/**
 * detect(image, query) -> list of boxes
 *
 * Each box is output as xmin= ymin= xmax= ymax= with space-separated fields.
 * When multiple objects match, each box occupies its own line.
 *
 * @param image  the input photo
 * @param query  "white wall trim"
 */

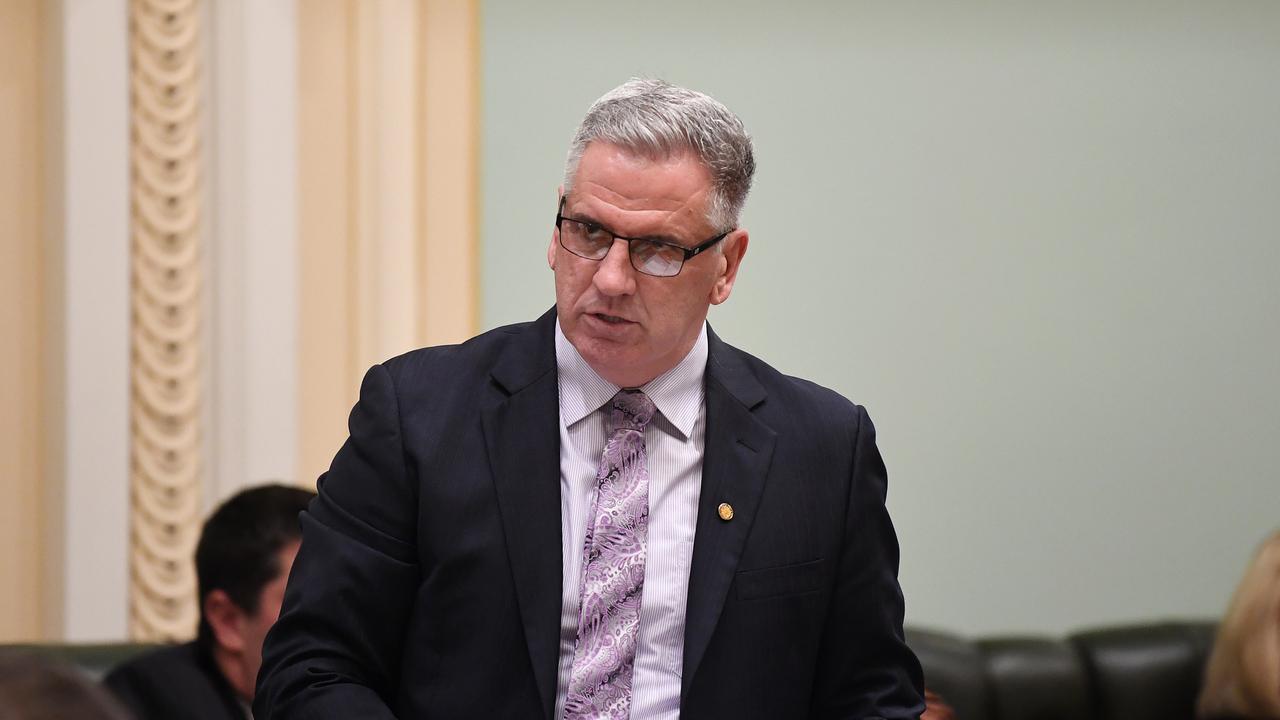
xmin=210 ymin=0 xmax=300 ymax=500
xmin=54 ymin=0 xmax=131 ymax=641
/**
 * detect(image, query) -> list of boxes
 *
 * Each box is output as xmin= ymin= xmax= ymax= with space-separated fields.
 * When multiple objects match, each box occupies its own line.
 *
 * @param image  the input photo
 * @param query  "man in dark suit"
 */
xmin=106 ymin=484 xmax=315 ymax=720
xmin=256 ymin=79 xmax=923 ymax=719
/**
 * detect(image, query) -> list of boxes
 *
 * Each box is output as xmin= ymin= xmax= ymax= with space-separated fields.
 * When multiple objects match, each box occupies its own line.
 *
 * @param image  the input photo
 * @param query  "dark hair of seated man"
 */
xmin=0 ymin=651 xmax=132 ymax=720
xmin=104 ymin=483 xmax=315 ymax=720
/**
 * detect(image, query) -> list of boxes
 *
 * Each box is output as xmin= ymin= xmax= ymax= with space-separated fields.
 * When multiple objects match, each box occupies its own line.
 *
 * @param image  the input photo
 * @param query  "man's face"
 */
xmin=549 ymin=141 xmax=748 ymax=387
xmin=240 ymin=541 xmax=298 ymax=700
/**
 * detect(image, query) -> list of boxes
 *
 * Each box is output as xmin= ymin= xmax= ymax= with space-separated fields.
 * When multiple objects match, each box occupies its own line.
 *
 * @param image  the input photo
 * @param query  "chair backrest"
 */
xmin=908 ymin=621 xmax=1218 ymax=720
xmin=0 ymin=643 xmax=164 ymax=680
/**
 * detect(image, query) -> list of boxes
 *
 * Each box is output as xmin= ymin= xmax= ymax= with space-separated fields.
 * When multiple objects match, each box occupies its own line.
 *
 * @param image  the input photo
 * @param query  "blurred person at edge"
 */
xmin=1199 ymin=531 xmax=1280 ymax=720
xmin=104 ymin=484 xmax=315 ymax=720
xmin=922 ymin=690 xmax=956 ymax=720
xmin=0 ymin=653 xmax=132 ymax=720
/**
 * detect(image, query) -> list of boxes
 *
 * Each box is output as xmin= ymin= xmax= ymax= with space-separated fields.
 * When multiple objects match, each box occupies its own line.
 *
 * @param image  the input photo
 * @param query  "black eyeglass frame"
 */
xmin=554 ymin=197 xmax=732 ymax=277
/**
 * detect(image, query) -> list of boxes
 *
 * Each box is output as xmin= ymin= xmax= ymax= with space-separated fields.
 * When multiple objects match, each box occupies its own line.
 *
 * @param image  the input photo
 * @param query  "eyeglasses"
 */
xmin=554 ymin=198 xmax=730 ymax=277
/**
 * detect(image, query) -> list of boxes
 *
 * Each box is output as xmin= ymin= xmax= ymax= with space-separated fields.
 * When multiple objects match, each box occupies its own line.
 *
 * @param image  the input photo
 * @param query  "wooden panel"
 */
xmin=0 ymin=0 xmax=47 ymax=642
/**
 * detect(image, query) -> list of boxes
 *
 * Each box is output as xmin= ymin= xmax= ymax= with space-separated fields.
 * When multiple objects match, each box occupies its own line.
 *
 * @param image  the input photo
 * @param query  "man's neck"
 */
xmin=556 ymin=320 xmax=708 ymax=390
xmin=211 ymin=645 xmax=252 ymax=704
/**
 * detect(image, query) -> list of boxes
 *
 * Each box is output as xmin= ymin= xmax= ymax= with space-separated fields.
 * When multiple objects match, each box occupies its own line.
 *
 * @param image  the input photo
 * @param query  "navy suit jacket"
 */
xmin=255 ymin=309 xmax=924 ymax=719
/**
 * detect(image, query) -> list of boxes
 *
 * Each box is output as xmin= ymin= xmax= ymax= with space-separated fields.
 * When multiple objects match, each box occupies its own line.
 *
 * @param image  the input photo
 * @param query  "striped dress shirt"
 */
xmin=553 ymin=320 xmax=708 ymax=720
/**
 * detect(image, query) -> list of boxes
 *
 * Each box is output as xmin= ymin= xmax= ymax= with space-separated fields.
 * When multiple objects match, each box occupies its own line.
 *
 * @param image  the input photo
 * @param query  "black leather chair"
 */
xmin=908 ymin=620 xmax=1217 ymax=720
xmin=0 ymin=643 xmax=159 ymax=680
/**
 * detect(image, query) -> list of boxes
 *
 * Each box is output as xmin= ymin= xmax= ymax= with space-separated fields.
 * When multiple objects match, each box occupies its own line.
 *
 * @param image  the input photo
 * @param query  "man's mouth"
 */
xmin=589 ymin=312 xmax=634 ymax=325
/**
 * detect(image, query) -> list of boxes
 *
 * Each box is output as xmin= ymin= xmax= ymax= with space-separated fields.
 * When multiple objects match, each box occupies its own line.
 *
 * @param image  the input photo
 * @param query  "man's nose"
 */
xmin=592 ymin=239 xmax=638 ymax=296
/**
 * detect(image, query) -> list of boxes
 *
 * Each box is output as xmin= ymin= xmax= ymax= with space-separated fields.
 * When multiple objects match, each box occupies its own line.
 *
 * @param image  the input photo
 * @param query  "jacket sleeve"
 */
xmin=810 ymin=405 xmax=926 ymax=719
xmin=254 ymin=363 xmax=421 ymax=719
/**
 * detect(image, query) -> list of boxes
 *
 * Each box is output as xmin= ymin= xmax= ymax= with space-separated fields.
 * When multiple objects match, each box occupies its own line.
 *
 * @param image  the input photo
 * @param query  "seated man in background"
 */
xmin=105 ymin=484 xmax=315 ymax=720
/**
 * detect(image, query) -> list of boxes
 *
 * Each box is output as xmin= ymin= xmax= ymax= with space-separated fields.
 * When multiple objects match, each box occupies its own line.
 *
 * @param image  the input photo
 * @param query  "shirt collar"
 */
xmin=555 ymin=320 xmax=707 ymax=441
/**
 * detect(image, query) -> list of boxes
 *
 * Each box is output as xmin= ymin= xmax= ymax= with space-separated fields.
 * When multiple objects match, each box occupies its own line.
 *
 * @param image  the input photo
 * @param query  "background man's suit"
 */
xmin=106 ymin=642 xmax=246 ymax=720
xmin=255 ymin=308 xmax=924 ymax=718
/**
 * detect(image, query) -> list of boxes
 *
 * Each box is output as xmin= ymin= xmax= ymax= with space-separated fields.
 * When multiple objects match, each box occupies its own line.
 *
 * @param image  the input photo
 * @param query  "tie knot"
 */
xmin=608 ymin=389 xmax=656 ymax=433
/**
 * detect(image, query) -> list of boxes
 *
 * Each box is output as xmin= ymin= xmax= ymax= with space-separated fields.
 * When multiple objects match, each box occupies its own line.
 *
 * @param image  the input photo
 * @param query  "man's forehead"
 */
xmin=568 ymin=142 xmax=712 ymax=210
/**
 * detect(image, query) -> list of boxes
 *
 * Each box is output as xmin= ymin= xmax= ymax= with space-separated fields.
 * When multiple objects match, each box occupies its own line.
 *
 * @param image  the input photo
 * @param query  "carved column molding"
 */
xmin=128 ymin=0 xmax=204 ymax=641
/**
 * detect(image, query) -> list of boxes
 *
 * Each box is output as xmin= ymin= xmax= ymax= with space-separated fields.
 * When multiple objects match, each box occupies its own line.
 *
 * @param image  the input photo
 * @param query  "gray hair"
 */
xmin=563 ymin=78 xmax=755 ymax=232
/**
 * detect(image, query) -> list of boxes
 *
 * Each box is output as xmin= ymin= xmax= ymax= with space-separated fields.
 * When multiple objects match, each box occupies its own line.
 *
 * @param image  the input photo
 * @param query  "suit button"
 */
xmin=717 ymin=503 xmax=734 ymax=521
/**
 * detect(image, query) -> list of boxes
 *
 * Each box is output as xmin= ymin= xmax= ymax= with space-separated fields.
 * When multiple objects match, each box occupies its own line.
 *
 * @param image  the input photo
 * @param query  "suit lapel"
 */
xmin=681 ymin=329 xmax=777 ymax=702
xmin=481 ymin=309 xmax=562 ymax=720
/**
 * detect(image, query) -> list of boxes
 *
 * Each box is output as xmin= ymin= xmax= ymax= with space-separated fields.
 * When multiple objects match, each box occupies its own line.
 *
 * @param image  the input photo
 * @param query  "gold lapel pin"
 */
xmin=717 ymin=502 xmax=734 ymax=521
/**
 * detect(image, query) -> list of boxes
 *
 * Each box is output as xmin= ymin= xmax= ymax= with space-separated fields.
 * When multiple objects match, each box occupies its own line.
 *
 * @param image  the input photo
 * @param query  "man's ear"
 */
xmin=549 ymin=186 xmax=565 ymax=271
xmin=204 ymin=590 xmax=247 ymax=654
xmin=710 ymin=229 xmax=749 ymax=305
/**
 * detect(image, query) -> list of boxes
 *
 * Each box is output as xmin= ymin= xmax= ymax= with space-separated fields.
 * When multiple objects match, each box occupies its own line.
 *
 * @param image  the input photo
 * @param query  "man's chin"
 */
xmin=574 ymin=336 xmax=631 ymax=364
xmin=571 ymin=339 xmax=649 ymax=386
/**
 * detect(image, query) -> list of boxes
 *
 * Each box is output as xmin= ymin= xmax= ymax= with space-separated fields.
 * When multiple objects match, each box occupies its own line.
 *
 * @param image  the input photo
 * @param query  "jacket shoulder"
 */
xmin=716 ymin=340 xmax=867 ymax=426
xmin=361 ymin=317 xmax=547 ymax=405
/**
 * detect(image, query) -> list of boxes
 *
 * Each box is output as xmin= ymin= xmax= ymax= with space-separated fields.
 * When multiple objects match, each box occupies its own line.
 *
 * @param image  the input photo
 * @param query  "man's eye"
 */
xmin=637 ymin=239 xmax=681 ymax=261
xmin=583 ymin=225 xmax=612 ymax=243
xmin=631 ymin=239 xmax=663 ymax=261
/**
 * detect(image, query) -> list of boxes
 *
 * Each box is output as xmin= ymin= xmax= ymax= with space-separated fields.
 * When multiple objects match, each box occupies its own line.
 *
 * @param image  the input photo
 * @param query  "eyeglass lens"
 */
xmin=559 ymin=218 xmax=685 ymax=277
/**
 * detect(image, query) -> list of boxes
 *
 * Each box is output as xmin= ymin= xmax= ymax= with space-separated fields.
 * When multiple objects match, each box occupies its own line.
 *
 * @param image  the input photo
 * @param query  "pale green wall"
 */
xmin=480 ymin=1 xmax=1280 ymax=635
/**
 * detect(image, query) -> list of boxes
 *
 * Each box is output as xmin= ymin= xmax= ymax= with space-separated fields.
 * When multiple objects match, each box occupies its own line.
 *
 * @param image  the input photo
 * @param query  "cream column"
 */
xmin=297 ymin=0 xmax=479 ymax=485
xmin=0 ymin=0 xmax=49 ymax=642
xmin=353 ymin=0 xmax=424 ymax=367
xmin=420 ymin=0 xmax=480 ymax=345
xmin=297 ymin=0 xmax=355 ymax=488
xmin=130 ymin=0 xmax=300 ymax=639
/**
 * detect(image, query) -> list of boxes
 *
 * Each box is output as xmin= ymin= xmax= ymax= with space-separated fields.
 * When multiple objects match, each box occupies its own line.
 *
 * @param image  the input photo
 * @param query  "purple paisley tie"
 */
xmin=564 ymin=389 xmax=657 ymax=719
